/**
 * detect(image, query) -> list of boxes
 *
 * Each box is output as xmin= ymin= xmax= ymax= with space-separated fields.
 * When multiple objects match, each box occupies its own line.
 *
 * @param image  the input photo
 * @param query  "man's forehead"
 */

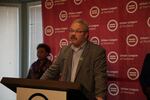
xmin=70 ymin=22 xmax=84 ymax=28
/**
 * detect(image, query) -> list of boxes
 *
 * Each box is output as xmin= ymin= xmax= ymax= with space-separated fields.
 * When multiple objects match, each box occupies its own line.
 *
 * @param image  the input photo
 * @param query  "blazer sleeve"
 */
xmin=40 ymin=47 xmax=66 ymax=80
xmin=94 ymin=48 xmax=107 ymax=98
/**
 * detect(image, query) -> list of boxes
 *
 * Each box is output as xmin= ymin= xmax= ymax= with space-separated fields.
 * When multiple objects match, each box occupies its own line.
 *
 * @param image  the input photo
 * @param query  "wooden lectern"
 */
xmin=0 ymin=77 xmax=87 ymax=100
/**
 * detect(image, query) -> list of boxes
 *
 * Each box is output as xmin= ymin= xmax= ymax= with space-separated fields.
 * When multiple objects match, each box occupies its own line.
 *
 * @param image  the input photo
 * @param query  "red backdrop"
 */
xmin=42 ymin=0 xmax=150 ymax=99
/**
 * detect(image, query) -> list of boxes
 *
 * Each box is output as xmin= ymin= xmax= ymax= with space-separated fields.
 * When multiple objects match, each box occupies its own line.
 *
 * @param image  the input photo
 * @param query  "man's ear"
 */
xmin=46 ymin=52 xmax=49 ymax=56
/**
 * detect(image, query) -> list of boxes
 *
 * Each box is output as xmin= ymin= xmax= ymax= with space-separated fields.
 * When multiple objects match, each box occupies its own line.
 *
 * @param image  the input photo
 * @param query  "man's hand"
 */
xmin=96 ymin=96 xmax=103 ymax=100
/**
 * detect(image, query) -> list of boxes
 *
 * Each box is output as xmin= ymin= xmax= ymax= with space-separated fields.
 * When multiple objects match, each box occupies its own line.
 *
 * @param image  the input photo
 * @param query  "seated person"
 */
xmin=27 ymin=43 xmax=52 ymax=79
xmin=139 ymin=53 xmax=150 ymax=100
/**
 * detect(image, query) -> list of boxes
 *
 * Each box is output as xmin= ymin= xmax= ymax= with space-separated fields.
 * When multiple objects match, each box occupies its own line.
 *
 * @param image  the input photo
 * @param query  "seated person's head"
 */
xmin=37 ymin=43 xmax=51 ymax=60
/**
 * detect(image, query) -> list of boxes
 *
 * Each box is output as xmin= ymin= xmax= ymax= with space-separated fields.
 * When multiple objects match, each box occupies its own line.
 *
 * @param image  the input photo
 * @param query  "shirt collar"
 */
xmin=71 ymin=41 xmax=87 ymax=52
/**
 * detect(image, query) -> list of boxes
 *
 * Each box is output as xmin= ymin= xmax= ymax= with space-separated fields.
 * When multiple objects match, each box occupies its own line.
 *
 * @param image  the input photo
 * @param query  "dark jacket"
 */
xmin=139 ymin=53 xmax=150 ymax=100
xmin=27 ymin=58 xmax=52 ymax=79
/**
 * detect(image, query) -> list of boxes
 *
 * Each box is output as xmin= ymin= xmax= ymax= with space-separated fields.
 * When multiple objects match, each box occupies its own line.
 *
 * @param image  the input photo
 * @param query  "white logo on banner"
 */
xmin=90 ymin=6 xmax=100 ymax=18
xmin=147 ymin=17 xmax=150 ymax=27
xmin=127 ymin=67 xmax=139 ymax=80
xmin=107 ymin=51 xmax=119 ymax=63
xmin=108 ymin=83 xmax=119 ymax=96
xmin=126 ymin=1 xmax=138 ymax=13
xmin=74 ymin=0 xmax=83 ymax=5
xmin=45 ymin=0 xmax=54 ymax=9
xmin=48 ymin=53 xmax=53 ymax=61
xmin=44 ymin=25 xmax=54 ymax=36
xmin=126 ymin=34 xmax=138 ymax=47
xmin=90 ymin=37 xmax=100 ymax=45
xmin=59 ymin=39 xmax=68 ymax=48
xmin=107 ymin=19 xmax=118 ymax=32
xmin=59 ymin=10 xmax=68 ymax=21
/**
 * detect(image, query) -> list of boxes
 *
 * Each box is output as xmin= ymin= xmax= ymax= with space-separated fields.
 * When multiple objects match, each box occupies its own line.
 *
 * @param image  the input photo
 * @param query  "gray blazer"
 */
xmin=41 ymin=41 xmax=107 ymax=100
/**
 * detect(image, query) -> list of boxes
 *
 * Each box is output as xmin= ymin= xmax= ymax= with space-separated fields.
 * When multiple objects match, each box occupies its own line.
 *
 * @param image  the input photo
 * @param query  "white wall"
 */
xmin=0 ymin=6 xmax=19 ymax=100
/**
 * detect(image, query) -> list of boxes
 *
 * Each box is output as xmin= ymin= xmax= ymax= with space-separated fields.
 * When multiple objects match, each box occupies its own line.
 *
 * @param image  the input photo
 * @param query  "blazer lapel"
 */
xmin=74 ymin=42 xmax=90 ymax=81
xmin=65 ymin=48 xmax=73 ymax=81
xmin=61 ymin=47 xmax=73 ymax=82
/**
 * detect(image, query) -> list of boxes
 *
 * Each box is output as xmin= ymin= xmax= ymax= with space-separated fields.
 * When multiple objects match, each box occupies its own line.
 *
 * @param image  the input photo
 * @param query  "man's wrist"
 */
xmin=96 ymin=96 xmax=103 ymax=100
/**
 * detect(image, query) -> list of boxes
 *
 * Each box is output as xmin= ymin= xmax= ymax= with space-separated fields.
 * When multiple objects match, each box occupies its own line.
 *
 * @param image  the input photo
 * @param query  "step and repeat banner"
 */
xmin=42 ymin=0 xmax=150 ymax=99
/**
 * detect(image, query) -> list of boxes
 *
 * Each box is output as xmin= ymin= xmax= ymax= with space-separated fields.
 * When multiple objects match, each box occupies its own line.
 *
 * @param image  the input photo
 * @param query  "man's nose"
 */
xmin=70 ymin=31 xmax=76 ymax=35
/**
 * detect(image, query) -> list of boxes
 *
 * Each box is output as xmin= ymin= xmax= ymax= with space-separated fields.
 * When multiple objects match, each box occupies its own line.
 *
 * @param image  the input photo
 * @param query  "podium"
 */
xmin=0 ymin=77 xmax=87 ymax=100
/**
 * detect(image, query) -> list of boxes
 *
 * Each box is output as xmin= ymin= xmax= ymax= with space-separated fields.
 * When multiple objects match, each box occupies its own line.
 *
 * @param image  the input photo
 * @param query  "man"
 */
xmin=139 ymin=53 xmax=150 ymax=100
xmin=41 ymin=19 xmax=107 ymax=100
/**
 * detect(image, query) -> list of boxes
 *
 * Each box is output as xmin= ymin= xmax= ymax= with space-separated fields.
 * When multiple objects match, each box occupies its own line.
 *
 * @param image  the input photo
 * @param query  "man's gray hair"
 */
xmin=72 ymin=18 xmax=89 ymax=32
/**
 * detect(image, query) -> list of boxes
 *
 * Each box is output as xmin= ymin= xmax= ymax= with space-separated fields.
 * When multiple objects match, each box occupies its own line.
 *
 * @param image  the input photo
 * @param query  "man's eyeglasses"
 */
xmin=68 ymin=29 xmax=87 ymax=33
